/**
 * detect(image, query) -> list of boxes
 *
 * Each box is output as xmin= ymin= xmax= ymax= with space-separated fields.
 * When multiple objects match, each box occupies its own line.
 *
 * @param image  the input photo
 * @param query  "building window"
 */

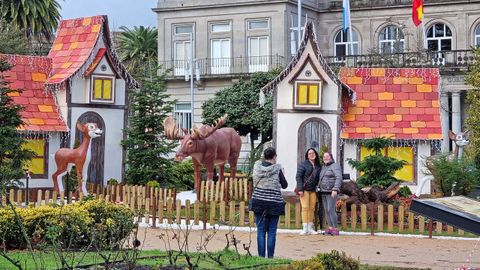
xmin=379 ymin=25 xmax=405 ymax=54
xmin=295 ymin=82 xmax=321 ymax=108
xmin=248 ymin=19 xmax=269 ymax=30
xmin=174 ymin=25 xmax=193 ymax=35
xmin=174 ymin=41 xmax=191 ymax=76
xmin=91 ymin=76 xmax=114 ymax=102
xmin=174 ymin=103 xmax=192 ymax=135
xmin=426 ymin=23 xmax=452 ymax=51
xmin=211 ymin=22 xmax=231 ymax=33
xmin=210 ymin=38 xmax=231 ymax=74
xmin=360 ymin=146 xmax=415 ymax=182
xmin=334 ymin=30 xmax=359 ymax=61
xmin=248 ymin=36 xmax=269 ymax=72
xmin=23 ymin=139 xmax=48 ymax=178
xmin=475 ymin=24 xmax=480 ymax=47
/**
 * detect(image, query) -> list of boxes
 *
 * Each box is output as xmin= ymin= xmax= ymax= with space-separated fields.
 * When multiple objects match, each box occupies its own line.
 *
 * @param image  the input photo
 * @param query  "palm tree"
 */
xmin=117 ymin=25 xmax=158 ymax=76
xmin=0 ymin=0 xmax=61 ymax=41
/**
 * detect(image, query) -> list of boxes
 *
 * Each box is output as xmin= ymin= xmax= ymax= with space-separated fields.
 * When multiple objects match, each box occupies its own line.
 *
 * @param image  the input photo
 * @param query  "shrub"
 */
xmin=146 ymin=180 xmax=160 ymax=189
xmin=170 ymin=160 xmax=197 ymax=190
xmin=398 ymin=186 xmax=412 ymax=198
xmin=429 ymin=155 xmax=480 ymax=196
xmin=0 ymin=199 xmax=134 ymax=250
xmin=272 ymin=250 xmax=359 ymax=270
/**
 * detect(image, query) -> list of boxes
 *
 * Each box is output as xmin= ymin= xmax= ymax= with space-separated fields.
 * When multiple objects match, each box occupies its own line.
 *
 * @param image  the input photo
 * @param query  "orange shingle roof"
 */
xmin=340 ymin=68 xmax=441 ymax=140
xmin=3 ymin=55 xmax=68 ymax=132
xmin=46 ymin=16 xmax=105 ymax=86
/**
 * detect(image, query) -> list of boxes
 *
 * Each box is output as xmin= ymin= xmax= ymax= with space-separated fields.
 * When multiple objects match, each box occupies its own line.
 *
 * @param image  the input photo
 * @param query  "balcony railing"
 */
xmin=159 ymin=55 xmax=285 ymax=79
xmin=325 ymin=50 xmax=476 ymax=71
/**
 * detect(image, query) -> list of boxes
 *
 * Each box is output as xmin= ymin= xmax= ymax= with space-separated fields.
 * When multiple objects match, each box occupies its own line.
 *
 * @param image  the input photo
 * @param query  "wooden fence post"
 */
xmin=229 ymin=201 xmax=235 ymax=225
xmin=419 ymin=216 xmax=425 ymax=233
xmin=377 ymin=204 xmax=384 ymax=232
xmin=176 ymin=199 xmax=181 ymax=224
xmin=408 ymin=211 xmax=414 ymax=232
xmin=185 ymin=200 xmax=191 ymax=226
xmin=351 ymin=204 xmax=357 ymax=231
xmin=239 ymin=201 xmax=245 ymax=226
xmin=360 ymin=204 xmax=367 ymax=231
xmin=387 ymin=204 xmax=394 ymax=232
xmin=295 ymin=202 xmax=301 ymax=229
xmin=285 ymin=203 xmax=291 ymax=229
xmin=398 ymin=205 xmax=405 ymax=232
xmin=220 ymin=200 xmax=226 ymax=223
xmin=194 ymin=201 xmax=200 ymax=225
xmin=210 ymin=201 xmax=216 ymax=226
xmin=341 ymin=203 xmax=347 ymax=230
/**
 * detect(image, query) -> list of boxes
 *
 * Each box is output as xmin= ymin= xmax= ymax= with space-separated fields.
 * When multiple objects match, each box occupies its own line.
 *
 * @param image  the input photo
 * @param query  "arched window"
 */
xmin=379 ymin=25 xmax=405 ymax=54
xmin=334 ymin=30 xmax=359 ymax=61
xmin=426 ymin=23 xmax=452 ymax=51
xmin=475 ymin=24 xmax=480 ymax=47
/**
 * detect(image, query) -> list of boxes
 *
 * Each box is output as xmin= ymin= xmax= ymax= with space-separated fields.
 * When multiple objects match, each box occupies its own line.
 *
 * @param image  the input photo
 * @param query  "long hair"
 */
xmin=304 ymin=148 xmax=321 ymax=167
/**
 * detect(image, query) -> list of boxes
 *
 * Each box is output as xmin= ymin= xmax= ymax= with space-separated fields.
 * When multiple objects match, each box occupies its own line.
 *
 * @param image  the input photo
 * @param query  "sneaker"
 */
xmin=330 ymin=228 xmax=339 ymax=236
xmin=323 ymin=228 xmax=331 ymax=235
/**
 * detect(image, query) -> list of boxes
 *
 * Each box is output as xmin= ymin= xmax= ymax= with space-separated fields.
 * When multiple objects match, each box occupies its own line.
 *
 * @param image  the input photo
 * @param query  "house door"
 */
xmin=75 ymin=111 xmax=105 ymax=185
xmin=297 ymin=118 xmax=332 ymax=164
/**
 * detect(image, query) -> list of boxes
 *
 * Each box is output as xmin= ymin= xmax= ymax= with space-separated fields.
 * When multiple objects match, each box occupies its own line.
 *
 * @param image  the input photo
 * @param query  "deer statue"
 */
xmin=52 ymin=122 xmax=103 ymax=196
xmin=163 ymin=114 xmax=242 ymax=193
xmin=418 ymin=130 xmax=470 ymax=196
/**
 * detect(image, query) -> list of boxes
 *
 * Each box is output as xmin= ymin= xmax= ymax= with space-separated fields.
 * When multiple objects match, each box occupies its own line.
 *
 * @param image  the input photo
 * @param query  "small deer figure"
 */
xmin=52 ymin=122 xmax=103 ymax=195
xmin=163 ymin=114 xmax=242 ymax=193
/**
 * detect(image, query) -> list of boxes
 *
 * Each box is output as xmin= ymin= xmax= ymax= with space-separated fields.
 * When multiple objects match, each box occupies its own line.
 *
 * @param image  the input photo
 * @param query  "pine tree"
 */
xmin=347 ymin=137 xmax=405 ymax=188
xmin=0 ymin=58 xmax=33 ymax=200
xmin=122 ymin=72 xmax=176 ymax=185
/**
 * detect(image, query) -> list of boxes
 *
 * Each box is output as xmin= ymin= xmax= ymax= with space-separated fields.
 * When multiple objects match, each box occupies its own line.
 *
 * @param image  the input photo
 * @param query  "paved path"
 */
xmin=137 ymin=227 xmax=480 ymax=270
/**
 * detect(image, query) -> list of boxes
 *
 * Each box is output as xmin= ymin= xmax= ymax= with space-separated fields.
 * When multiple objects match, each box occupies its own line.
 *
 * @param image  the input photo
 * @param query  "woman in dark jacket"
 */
xmin=295 ymin=148 xmax=321 ymax=235
xmin=250 ymin=147 xmax=288 ymax=258
xmin=317 ymin=151 xmax=343 ymax=236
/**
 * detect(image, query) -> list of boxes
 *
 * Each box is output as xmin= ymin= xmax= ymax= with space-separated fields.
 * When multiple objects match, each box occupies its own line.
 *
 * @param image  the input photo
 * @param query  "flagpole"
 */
xmin=298 ymin=0 xmax=302 ymax=48
xmin=348 ymin=20 xmax=354 ymax=56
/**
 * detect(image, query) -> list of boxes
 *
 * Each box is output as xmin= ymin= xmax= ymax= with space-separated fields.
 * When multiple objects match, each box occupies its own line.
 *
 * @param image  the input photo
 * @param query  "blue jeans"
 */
xmin=254 ymin=212 xmax=279 ymax=258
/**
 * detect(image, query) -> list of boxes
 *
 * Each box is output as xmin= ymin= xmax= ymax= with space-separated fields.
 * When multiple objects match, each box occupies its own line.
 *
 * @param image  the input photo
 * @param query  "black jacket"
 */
xmin=295 ymin=160 xmax=321 ymax=192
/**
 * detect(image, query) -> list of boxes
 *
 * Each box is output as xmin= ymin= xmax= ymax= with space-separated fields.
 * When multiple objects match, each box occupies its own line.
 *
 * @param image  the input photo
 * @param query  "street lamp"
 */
xmin=185 ymin=32 xmax=200 ymax=128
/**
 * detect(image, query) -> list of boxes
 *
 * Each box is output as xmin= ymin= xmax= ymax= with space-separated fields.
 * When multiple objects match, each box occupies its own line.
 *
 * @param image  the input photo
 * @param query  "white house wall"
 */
xmin=276 ymin=112 xmax=339 ymax=191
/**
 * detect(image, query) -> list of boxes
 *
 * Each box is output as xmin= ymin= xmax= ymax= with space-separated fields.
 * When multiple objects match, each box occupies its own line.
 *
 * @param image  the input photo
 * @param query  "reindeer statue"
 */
xmin=163 ymin=114 xmax=242 ymax=193
xmin=417 ymin=130 xmax=470 ymax=196
xmin=52 ymin=122 xmax=103 ymax=195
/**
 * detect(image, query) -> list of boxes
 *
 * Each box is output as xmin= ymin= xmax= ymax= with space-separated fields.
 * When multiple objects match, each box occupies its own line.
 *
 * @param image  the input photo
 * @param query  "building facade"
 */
xmin=154 ymin=0 xmax=480 ymax=179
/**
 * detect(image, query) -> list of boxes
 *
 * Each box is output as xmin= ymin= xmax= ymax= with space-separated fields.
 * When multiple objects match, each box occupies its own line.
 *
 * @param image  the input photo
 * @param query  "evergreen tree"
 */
xmin=465 ymin=47 xmax=480 ymax=166
xmin=0 ymin=58 xmax=33 ymax=199
xmin=347 ymin=137 xmax=405 ymax=188
xmin=122 ymin=72 xmax=176 ymax=185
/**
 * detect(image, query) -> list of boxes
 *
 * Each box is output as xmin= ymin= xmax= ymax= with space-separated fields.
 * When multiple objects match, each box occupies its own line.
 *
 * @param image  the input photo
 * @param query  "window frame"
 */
xmin=211 ymin=21 xmax=231 ymax=33
xmin=333 ymin=30 xmax=359 ymax=62
xmin=173 ymin=40 xmax=192 ymax=76
xmin=293 ymin=81 xmax=322 ymax=109
xmin=247 ymin=19 xmax=269 ymax=30
xmin=23 ymin=137 xmax=49 ymax=178
xmin=426 ymin=23 xmax=453 ymax=51
xmin=90 ymin=75 xmax=115 ymax=103
xmin=173 ymin=103 xmax=192 ymax=135
xmin=174 ymin=24 xmax=193 ymax=35
xmin=210 ymin=38 xmax=231 ymax=74
xmin=475 ymin=24 xmax=480 ymax=47
xmin=247 ymin=36 xmax=270 ymax=72
xmin=378 ymin=25 xmax=405 ymax=54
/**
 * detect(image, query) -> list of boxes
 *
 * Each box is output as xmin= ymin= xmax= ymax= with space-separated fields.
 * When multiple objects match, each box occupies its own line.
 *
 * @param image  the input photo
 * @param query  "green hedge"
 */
xmin=0 ymin=199 xmax=134 ymax=250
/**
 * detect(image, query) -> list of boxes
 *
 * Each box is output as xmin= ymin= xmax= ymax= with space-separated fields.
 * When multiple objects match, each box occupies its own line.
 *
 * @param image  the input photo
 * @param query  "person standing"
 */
xmin=250 ymin=147 xmax=288 ymax=258
xmin=295 ymin=148 xmax=321 ymax=235
xmin=317 ymin=152 xmax=343 ymax=236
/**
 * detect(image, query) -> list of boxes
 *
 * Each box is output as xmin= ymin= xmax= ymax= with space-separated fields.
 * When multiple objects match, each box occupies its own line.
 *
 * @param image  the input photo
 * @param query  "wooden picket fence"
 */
xmin=1 ymin=181 xmax=472 ymax=237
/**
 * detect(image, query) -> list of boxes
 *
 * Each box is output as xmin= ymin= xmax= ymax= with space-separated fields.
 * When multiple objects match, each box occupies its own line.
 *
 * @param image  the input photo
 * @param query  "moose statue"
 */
xmin=163 ymin=114 xmax=242 ymax=193
xmin=52 ymin=122 xmax=103 ymax=196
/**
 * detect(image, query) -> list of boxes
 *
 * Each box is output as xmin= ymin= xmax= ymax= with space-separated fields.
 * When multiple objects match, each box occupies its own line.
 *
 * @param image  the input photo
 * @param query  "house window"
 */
xmin=248 ymin=36 xmax=269 ymax=72
xmin=475 ymin=24 xmax=480 ymax=47
xmin=211 ymin=22 xmax=231 ymax=33
xmin=211 ymin=38 xmax=231 ymax=74
xmin=334 ymin=30 xmax=359 ymax=62
xmin=174 ymin=25 xmax=193 ymax=35
xmin=426 ymin=23 xmax=452 ymax=51
xmin=174 ymin=103 xmax=192 ymax=135
xmin=360 ymin=146 xmax=414 ymax=182
xmin=23 ymin=139 xmax=47 ymax=178
xmin=174 ymin=41 xmax=191 ymax=76
xmin=379 ymin=25 xmax=405 ymax=54
xmin=91 ymin=76 xmax=114 ymax=102
xmin=295 ymin=82 xmax=320 ymax=107
xmin=248 ymin=19 xmax=269 ymax=30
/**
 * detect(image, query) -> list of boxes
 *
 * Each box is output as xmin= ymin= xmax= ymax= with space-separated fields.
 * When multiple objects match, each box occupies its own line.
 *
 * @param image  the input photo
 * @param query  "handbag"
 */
xmin=294 ymin=167 xmax=317 ymax=196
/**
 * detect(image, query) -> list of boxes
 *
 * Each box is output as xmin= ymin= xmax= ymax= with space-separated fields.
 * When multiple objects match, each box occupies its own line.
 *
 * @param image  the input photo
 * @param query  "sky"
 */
xmin=59 ymin=0 xmax=157 ymax=30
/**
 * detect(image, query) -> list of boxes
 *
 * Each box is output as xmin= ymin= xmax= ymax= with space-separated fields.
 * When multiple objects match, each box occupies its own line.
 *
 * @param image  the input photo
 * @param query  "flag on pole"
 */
xmin=342 ymin=0 xmax=352 ymax=32
xmin=412 ymin=0 xmax=423 ymax=26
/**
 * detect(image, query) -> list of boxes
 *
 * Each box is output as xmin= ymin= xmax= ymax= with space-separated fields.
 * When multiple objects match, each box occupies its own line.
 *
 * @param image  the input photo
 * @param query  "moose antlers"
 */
xmin=163 ymin=114 xmax=228 ymax=140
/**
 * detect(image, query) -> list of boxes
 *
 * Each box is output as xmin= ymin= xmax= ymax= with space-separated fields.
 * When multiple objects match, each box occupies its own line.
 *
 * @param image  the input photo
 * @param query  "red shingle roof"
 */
xmin=340 ymin=68 xmax=441 ymax=140
xmin=46 ymin=16 xmax=104 ymax=86
xmin=3 ymin=55 xmax=68 ymax=132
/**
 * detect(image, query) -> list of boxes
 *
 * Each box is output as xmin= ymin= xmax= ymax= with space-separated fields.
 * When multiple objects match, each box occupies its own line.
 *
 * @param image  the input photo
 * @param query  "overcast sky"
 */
xmin=60 ymin=0 xmax=157 ymax=30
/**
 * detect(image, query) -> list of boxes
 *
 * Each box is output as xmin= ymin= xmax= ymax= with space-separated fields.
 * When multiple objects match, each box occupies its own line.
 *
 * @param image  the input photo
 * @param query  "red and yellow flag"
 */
xmin=412 ymin=0 xmax=423 ymax=26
